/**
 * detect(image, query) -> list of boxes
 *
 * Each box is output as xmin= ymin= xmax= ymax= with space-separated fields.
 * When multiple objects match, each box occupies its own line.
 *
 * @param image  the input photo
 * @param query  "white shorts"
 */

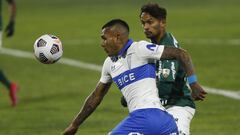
xmin=166 ymin=106 xmax=195 ymax=135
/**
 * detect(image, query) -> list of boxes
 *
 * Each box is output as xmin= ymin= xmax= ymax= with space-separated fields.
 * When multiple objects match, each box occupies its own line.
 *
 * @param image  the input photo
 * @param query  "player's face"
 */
xmin=140 ymin=12 xmax=165 ymax=39
xmin=101 ymin=28 xmax=119 ymax=56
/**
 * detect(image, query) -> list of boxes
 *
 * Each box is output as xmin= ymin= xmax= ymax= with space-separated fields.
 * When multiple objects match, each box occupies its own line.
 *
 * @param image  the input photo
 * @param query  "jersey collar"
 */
xmin=151 ymin=32 xmax=167 ymax=44
xmin=118 ymin=39 xmax=133 ymax=57
xmin=110 ymin=39 xmax=133 ymax=62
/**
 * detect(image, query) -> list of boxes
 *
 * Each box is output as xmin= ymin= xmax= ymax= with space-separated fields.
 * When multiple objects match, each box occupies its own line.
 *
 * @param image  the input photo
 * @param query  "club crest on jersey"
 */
xmin=146 ymin=44 xmax=157 ymax=51
xmin=162 ymin=68 xmax=170 ymax=78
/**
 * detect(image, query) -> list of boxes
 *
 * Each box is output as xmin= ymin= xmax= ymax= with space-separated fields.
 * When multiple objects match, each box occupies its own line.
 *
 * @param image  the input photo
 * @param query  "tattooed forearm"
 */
xmin=71 ymin=82 xmax=111 ymax=127
xmin=161 ymin=46 xmax=195 ymax=76
xmin=72 ymin=92 xmax=100 ymax=126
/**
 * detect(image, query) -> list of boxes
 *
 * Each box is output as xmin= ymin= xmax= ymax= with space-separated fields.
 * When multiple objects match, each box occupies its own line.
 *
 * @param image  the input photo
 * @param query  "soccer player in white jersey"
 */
xmin=63 ymin=19 xmax=205 ymax=135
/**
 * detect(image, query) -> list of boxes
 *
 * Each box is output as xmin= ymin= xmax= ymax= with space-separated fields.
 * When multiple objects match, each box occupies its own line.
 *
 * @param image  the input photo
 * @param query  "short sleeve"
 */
xmin=136 ymin=40 xmax=164 ymax=60
xmin=99 ymin=58 xmax=112 ymax=83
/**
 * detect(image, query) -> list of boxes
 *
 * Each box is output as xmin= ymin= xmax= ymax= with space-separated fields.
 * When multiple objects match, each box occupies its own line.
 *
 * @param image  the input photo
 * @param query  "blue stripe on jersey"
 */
xmin=112 ymin=64 xmax=156 ymax=90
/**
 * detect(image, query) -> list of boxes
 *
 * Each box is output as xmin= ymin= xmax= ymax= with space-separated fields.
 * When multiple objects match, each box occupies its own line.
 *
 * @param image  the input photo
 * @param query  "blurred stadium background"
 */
xmin=0 ymin=0 xmax=239 ymax=134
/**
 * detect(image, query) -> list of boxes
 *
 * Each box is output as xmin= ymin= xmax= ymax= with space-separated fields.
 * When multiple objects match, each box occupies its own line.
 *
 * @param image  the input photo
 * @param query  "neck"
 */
xmin=151 ymin=30 xmax=165 ymax=44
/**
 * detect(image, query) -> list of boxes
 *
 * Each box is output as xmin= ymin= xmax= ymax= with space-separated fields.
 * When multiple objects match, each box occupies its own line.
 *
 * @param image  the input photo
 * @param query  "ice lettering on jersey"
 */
xmin=113 ymin=64 xmax=155 ymax=89
xmin=117 ymin=73 xmax=136 ymax=86
xmin=146 ymin=44 xmax=157 ymax=51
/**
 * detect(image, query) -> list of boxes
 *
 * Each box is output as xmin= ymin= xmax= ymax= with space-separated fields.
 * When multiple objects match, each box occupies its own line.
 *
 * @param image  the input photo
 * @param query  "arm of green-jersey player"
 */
xmin=5 ymin=0 xmax=16 ymax=37
xmin=160 ymin=46 xmax=194 ymax=76
xmin=160 ymin=46 xmax=207 ymax=100
xmin=190 ymin=82 xmax=207 ymax=101
xmin=62 ymin=82 xmax=112 ymax=135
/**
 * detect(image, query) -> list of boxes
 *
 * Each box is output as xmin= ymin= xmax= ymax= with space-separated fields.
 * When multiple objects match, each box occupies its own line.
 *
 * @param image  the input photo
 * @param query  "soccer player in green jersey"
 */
xmin=121 ymin=3 xmax=207 ymax=135
xmin=0 ymin=0 xmax=18 ymax=106
xmin=139 ymin=3 xmax=207 ymax=135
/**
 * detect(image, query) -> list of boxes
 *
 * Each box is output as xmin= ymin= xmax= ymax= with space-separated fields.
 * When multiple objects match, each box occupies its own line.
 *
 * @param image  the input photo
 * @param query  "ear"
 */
xmin=115 ymin=32 xmax=121 ymax=41
xmin=160 ymin=19 xmax=166 ymax=28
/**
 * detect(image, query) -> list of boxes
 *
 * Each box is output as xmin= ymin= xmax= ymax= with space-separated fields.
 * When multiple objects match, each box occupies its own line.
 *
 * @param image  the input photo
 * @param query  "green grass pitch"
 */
xmin=0 ymin=0 xmax=239 ymax=134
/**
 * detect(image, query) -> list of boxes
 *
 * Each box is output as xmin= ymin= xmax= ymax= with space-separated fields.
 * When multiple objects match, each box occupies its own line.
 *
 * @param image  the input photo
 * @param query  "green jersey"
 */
xmin=154 ymin=32 xmax=195 ymax=108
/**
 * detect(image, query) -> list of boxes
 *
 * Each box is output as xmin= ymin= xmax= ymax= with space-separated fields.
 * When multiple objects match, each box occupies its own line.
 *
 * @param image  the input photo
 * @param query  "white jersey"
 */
xmin=100 ymin=39 xmax=165 ymax=112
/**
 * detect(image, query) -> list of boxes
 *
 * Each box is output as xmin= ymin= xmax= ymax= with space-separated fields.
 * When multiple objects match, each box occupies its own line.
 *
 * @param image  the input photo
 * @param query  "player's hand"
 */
xmin=5 ymin=20 xmax=15 ymax=37
xmin=120 ymin=96 xmax=127 ymax=107
xmin=190 ymin=82 xmax=207 ymax=101
xmin=62 ymin=123 xmax=78 ymax=135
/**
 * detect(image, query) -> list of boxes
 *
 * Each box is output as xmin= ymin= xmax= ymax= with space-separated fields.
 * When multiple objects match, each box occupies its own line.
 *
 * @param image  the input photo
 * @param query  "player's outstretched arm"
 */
xmin=161 ymin=47 xmax=194 ymax=76
xmin=161 ymin=46 xmax=207 ymax=100
xmin=62 ymin=82 xmax=112 ymax=135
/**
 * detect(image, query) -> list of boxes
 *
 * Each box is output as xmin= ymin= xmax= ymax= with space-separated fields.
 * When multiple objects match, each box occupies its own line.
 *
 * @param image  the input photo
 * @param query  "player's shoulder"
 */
xmin=166 ymin=32 xmax=180 ymax=48
xmin=134 ymin=40 xmax=161 ymax=50
xmin=135 ymin=40 xmax=152 ymax=45
xmin=102 ymin=57 xmax=112 ymax=67
xmin=102 ymin=57 xmax=113 ymax=72
xmin=131 ymin=40 xmax=153 ymax=49
xmin=103 ymin=57 xmax=112 ymax=64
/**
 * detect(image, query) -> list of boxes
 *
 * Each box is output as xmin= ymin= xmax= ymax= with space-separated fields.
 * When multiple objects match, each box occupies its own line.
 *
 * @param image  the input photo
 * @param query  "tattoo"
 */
xmin=161 ymin=46 xmax=195 ymax=76
xmin=72 ymin=82 xmax=112 ymax=127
